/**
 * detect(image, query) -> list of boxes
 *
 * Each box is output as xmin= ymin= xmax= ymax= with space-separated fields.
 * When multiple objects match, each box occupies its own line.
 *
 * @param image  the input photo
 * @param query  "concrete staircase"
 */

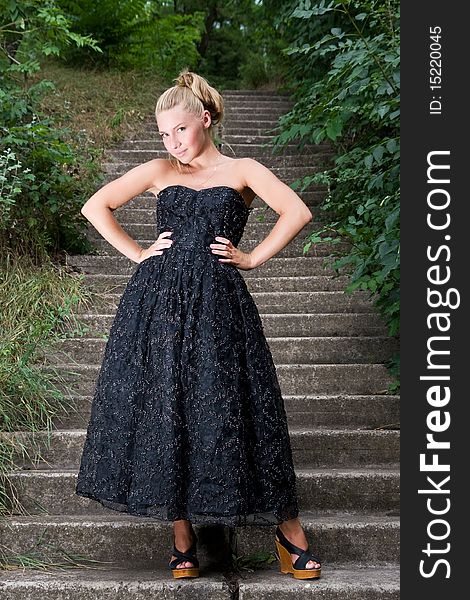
xmin=0 ymin=90 xmax=400 ymax=598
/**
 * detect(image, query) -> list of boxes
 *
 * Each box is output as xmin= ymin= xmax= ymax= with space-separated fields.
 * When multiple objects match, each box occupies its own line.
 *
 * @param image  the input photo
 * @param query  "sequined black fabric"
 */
xmin=75 ymin=184 xmax=300 ymax=526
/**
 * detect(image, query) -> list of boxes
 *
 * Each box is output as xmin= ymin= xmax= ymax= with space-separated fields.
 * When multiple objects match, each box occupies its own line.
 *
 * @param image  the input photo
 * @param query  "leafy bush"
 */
xmin=272 ymin=0 xmax=400 ymax=388
xmin=0 ymin=0 xmax=102 ymax=257
xmin=0 ymin=121 xmax=100 ymax=256
xmin=56 ymin=0 xmax=204 ymax=75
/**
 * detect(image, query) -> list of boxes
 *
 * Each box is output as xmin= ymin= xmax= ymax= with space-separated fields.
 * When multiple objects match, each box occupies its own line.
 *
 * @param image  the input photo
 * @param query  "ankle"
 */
xmin=278 ymin=519 xmax=301 ymax=535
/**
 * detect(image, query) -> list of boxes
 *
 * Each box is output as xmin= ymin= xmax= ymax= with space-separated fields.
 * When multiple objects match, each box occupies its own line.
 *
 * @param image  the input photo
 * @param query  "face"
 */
xmin=156 ymin=104 xmax=211 ymax=163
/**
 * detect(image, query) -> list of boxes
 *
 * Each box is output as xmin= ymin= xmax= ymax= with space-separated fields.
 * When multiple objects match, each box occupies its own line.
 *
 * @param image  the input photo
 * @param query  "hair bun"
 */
xmin=176 ymin=72 xmax=194 ymax=88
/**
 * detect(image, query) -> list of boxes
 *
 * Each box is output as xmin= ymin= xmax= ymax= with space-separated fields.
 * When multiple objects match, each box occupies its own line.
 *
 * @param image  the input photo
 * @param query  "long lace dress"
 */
xmin=75 ymin=184 xmax=299 ymax=526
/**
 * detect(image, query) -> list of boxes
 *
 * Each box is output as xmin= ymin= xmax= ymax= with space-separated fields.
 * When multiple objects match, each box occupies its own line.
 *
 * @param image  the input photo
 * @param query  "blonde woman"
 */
xmin=75 ymin=69 xmax=321 ymax=580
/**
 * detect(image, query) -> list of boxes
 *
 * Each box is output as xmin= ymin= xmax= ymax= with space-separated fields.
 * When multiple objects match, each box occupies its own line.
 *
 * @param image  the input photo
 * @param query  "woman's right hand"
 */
xmin=137 ymin=231 xmax=174 ymax=263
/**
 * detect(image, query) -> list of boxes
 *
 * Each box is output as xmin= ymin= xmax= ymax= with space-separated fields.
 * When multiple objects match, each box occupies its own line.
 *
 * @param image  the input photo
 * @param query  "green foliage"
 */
xmin=0 ymin=0 xmax=102 ymax=256
xmin=56 ymin=0 xmax=205 ymax=76
xmin=273 ymin=0 xmax=400 ymax=388
xmin=122 ymin=11 xmax=204 ymax=75
xmin=0 ymin=253 xmax=94 ymax=518
xmin=52 ymin=0 xmax=292 ymax=87
xmin=0 ymin=121 xmax=100 ymax=256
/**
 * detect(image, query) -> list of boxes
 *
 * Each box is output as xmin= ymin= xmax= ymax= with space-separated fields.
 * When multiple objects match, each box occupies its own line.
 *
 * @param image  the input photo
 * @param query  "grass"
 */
xmin=36 ymin=60 xmax=164 ymax=154
xmin=0 ymin=250 xmax=103 ymax=570
xmin=0 ymin=531 xmax=113 ymax=573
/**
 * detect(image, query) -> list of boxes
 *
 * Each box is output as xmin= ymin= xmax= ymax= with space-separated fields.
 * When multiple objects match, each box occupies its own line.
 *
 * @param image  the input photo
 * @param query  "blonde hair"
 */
xmin=156 ymin=69 xmax=225 ymax=174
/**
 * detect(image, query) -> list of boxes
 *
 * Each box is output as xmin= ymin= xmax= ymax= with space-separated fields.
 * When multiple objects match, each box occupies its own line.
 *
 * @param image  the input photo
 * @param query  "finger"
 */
xmin=215 ymin=236 xmax=230 ymax=244
xmin=212 ymin=247 xmax=233 ymax=256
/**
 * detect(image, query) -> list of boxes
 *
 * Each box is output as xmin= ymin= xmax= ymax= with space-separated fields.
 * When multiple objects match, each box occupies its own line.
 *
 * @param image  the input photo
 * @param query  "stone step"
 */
xmin=214 ymin=126 xmax=297 ymax=134
xmin=221 ymin=100 xmax=294 ymax=107
xmin=0 ymin=510 xmax=399 ymax=565
xmin=137 ymin=132 xmax=306 ymax=143
xmin=104 ymin=149 xmax=332 ymax=167
xmin=9 ymin=427 xmax=399 ymax=470
xmin=112 ymin=192 xmax=328 ymax=212
xmin=44 ymin=336 xmax=397 ymax=366
xmin=220 ymin=107 xmax=294 ymax=116
xmin=51 ymin=394 xmax=400 ymax=430
xmin=237 ymin=563 xmax=399 ymax=599
xmin=117 ymin=141 xmax=325 ymax=157
xmin=104 ymin=164 xmax=325 ymax=180
xmin=83 ymin=219 xmax=320 ymax=240
xmin=222 ymin=90 xmax=292 ymax=96
xmin=6 ymin=466 xmax=399 ymax=516
xmin=72 ymin=291 xmax=377 ymax=315
xmin=42 ymin=363 xmax=394 ymax=396
xmin=131 ymin=137 xmax=329 ymax=154
xmin=81 ymin=273 xmax=355 ymax=293
xmin=221 ymin=98 xmax=293 ymax=104
xmin=65 ymin=255 xmax=351 ymax=277
xmin=0 ymin=562 xmax=400 ymax=599
xmin=111 ymin=202 xmax=324 ymax=223
xmin=86 ymin=236 xmax=349 ymax=259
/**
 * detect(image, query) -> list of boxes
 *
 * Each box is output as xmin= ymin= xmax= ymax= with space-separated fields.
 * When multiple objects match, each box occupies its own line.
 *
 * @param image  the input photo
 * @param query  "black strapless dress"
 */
xmin=75 ymin=184 xmax=299 ymax=526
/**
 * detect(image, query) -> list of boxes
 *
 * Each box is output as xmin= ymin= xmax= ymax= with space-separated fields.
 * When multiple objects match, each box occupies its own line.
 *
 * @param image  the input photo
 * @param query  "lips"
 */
xmin=176 ymin=150 xmax=186 ymax=157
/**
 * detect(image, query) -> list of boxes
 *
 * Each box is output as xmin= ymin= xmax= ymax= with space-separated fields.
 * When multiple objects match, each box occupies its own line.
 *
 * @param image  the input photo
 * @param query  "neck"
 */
xmin=187 ymin=141 xmax=223 ymax=171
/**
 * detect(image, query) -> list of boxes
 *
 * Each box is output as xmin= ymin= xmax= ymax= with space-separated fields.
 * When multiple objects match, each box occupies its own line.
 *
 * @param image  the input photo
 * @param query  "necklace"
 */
xmin=189 ymin=159 xmax=226 ymax=188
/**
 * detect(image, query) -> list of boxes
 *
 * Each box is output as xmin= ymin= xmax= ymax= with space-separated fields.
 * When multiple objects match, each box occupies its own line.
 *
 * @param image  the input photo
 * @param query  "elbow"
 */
xmin=305 ymin=209 xmax=314 ymax=223
xmin=81 ymin=203 xmax=94 ymax=220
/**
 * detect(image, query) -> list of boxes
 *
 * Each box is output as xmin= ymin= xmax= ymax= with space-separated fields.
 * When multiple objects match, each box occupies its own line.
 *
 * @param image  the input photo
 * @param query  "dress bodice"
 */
xmin=156 ymin=185 xmax=251 ymax=252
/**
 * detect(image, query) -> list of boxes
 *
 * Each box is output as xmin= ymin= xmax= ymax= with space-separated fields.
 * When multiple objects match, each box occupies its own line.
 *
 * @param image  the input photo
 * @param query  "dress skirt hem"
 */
xmin=75 ymin=488 xmax=299 ymax=527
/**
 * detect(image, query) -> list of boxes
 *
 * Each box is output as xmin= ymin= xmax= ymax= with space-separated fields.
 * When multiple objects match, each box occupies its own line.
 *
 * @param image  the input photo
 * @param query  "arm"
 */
xmin=240 ymin=158 xmax=313 ymax=269
xmin=80 ymin=159 xmax=162 ymax=263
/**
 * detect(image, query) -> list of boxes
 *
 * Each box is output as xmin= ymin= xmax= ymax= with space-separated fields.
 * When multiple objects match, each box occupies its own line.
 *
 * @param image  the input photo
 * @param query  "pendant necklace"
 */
xmin=189 ymin=159 xmax=226 ymax=189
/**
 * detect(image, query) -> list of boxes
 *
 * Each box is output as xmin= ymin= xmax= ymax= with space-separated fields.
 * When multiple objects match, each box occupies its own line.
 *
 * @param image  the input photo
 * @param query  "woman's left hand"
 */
xmin=210 ymin=236 xmax=254 ymax=271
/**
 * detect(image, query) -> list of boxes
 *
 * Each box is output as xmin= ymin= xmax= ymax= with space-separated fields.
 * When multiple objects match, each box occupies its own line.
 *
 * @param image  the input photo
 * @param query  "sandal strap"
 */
xmin=275 ymin=526 xmax=321 ymax=570
xmin=169 ymin=543 xmax=199 ymax=569
xmin=275 ymin=526 xmax=306 ymax=556
xmin=293 ymin=548 xmax=321 ymax=570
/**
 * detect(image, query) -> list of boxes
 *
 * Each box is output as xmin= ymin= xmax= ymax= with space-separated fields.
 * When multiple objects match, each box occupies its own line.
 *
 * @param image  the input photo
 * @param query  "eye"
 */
xmin=160 ymin=127 xmax=185 ymax=138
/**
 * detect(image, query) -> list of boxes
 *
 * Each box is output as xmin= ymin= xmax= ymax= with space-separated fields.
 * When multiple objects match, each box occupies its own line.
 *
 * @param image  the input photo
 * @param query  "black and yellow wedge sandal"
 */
xmin=168 ymin=534 xmax=200 ymax=579
xmin=274 ymin=525 xmax=322 ymax=580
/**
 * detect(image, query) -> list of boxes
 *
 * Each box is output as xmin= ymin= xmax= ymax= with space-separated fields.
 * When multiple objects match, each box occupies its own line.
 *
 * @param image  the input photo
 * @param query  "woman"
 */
xmin=75 ymin=69 xmax=321 ymax=580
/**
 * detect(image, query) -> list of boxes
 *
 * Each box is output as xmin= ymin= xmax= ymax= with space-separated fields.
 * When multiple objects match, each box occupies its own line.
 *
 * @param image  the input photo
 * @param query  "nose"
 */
xmin=167 ymin=134 xmax=180 ymax=150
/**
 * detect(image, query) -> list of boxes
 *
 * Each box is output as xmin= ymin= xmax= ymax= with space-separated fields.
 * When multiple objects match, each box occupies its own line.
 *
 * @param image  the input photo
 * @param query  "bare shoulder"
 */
xmin=83 ymin=158 xmax=169 ymax=213
xmin=236 ymin=157 xmax=313 ymax=219
xmin=237 ymin=156 xmax=279 ymax=192
xmin=112 ymin=157 xmax=169 ymax=193
xmin=143 ymin=158 xmax=173 ymax=194
xmin=231 ymin=157 xmax=259 ymax=199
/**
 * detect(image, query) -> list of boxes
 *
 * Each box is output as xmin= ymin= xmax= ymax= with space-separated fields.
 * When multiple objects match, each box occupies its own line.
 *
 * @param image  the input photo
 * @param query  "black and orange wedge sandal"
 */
xmin=274 ymin=525 xmax=322 ymax=580
xmin=168 ymin=533 xmax=200 ymax=579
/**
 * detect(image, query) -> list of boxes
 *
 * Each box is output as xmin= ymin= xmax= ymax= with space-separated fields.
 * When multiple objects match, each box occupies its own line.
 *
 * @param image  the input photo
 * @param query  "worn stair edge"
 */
xmin=81 ymin=275 xmax=368 ymax=294
xmin=5 ymin=465 xmax=400 ymax=516
xmin=44 ymin=336 xmax=398 ymax=366
xmin=0 ymin=563 xmax=399 ymax=600
xmin=42 ymin=363 xmax=395 ymax=396
xmin=8 ymin=427 xmax=400 ymax=470
xmin=49 ymin=393 xmax=400 ymax=430
xmin=0 ymin=510 xmax=400 ymax=564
